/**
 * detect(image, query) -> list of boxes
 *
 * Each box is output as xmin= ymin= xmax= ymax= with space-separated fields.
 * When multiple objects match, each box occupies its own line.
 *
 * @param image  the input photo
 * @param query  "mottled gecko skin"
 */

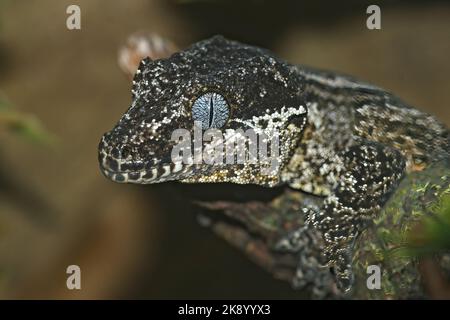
xmin=98 ymin=36 xmax=450 ymax=292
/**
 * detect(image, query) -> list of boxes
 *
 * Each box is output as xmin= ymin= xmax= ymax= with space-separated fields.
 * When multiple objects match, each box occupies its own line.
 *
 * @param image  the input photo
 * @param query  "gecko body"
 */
xmin=98 ymin=36 xmax=449 ymax=292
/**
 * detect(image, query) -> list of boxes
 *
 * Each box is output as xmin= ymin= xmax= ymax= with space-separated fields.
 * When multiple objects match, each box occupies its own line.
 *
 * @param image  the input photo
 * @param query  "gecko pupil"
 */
xmin=208 ymin=95 xmax=214 ymax=127
xmin=192 ymin=92 xmax=229 ymax=129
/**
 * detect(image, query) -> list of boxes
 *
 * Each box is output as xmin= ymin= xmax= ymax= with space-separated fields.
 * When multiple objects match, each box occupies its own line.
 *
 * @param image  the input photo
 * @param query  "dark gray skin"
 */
xmin=99 ymin=36 xmax=450 ymax=293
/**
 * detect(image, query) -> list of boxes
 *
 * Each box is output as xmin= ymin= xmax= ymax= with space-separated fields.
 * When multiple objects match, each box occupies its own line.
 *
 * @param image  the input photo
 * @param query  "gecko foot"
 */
xmin=327 ymin=245 xmax=355 ymax=293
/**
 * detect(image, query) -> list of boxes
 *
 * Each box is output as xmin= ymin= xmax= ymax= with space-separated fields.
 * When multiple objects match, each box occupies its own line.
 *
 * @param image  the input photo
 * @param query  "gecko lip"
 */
xmin=99 ymin=150 xmax=196 ymax=184
xmin=99 ymin=158 xmax=197 ymax=184
xmin=98 ymin=133 xmax=201 ymax=184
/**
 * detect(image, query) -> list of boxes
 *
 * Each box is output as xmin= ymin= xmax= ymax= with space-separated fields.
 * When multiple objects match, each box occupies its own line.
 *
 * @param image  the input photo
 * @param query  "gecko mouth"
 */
xmin=98 ymin=150 xmax=197 ymax=184
xmin=98 ymin=156 xmax=199 ymax=184
xmin=100 ymin=163 xmax=195 ymax=184
xmin=98 ymin=135 xmax=198 ymax=184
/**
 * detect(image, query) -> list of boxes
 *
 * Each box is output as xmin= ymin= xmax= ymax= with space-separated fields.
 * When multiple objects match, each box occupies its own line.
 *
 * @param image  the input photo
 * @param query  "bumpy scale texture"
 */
xmin=99 ymin=36 xmax=450 ymax=293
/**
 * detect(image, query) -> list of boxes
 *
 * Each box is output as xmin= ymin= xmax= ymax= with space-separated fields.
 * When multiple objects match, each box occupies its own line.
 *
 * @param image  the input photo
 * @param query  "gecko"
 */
xmin=98 ymin=36 xmax=450 ymax=293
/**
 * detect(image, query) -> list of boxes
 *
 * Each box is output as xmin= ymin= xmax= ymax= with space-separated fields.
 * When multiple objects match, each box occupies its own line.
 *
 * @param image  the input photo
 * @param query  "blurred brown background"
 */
xmin=0 ymin=0 xmax=449 ymax=299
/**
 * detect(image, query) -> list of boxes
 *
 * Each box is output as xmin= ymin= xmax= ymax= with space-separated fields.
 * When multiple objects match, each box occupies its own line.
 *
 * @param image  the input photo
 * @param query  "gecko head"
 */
xmin=99 ymin=35 xmax=307 ymax=186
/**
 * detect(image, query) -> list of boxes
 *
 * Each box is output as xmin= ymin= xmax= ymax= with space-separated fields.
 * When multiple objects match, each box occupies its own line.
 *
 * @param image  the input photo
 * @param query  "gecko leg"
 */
xmin=310 ymin=141 xmax=406 ymax=292
xmin=278 ymin=141 xmax=405 ymax=292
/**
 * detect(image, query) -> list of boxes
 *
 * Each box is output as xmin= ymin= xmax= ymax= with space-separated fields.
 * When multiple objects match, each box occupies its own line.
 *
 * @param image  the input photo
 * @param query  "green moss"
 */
xmin=352 ymin=159 xmax=450 ymax=299
xmin=0 ymin=94 xmax=55 ymax=145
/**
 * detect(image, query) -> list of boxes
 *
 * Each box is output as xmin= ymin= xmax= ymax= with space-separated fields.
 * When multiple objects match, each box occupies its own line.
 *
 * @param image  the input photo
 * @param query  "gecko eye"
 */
xmin=192 ymin=92 xmax=229 ymax=129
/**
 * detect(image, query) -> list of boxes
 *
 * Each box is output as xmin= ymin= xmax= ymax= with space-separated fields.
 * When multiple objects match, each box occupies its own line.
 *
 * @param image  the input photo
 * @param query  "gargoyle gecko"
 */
xmin=98 ymin=36 xmax=450 ymax=292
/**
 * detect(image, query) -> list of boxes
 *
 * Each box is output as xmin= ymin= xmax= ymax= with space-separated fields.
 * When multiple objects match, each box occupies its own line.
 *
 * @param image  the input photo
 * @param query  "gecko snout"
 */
xmin=98 ymin=130 xmax=188 ymax=184
xmin=98 ymin=132 xmax=144 ymax=183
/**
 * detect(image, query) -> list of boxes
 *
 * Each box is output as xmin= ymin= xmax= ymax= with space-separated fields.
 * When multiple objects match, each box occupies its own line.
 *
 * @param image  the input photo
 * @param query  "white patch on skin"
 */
xmin=232 ymin=105 xmax=307 ymax=138
xmin=150 ymin=168 xmax=158 ymax=180
xmin=161 ymin=165 xmax=171 ymax=177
